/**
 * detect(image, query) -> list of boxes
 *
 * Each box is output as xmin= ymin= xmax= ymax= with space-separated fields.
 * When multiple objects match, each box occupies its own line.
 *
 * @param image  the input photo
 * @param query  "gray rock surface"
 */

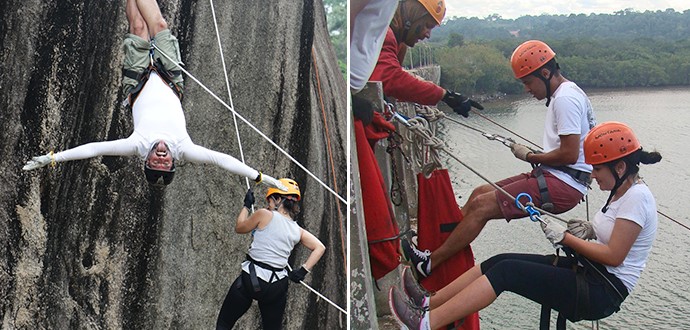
xmin=0 ymin=0 xmax=347 ymax=329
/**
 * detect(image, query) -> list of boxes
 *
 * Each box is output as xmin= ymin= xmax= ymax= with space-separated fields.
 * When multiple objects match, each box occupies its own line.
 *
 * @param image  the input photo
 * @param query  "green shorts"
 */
xmin=122 ymin=29 xmax=183 ymax=94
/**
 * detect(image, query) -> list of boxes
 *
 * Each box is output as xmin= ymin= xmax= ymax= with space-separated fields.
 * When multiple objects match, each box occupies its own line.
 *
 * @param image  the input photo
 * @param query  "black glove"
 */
xmin=288 ymin=266 xmax=309 ymax=283
xmin=243 ymin=188 xmax=255 ymax=209
xmin=441 ymin=90 xmax=484 ymax=118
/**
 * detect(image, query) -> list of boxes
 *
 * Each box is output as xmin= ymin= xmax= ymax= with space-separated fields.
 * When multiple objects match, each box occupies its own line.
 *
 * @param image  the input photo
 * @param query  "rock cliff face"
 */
xmin=0 ymin=1 xmax=347 ymax=329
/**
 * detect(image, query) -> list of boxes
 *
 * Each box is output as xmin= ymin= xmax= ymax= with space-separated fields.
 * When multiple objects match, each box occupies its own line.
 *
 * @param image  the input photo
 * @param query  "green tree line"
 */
xmin=409 ymin=9 xmax=690 ymax=96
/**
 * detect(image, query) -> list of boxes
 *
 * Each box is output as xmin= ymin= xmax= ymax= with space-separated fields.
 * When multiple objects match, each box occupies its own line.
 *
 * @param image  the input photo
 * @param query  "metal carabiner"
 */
xmin=515 ymin=193 xmax=542 ymax=222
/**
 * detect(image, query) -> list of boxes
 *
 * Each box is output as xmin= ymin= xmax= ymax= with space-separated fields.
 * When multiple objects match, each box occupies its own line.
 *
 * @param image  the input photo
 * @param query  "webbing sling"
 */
xmin=534 ymin=166 xmax=591 ymax=212
xmin=245 ymin=254 xmax=286 ymax=293
xmin=123 ymin=58 xmax=183 ymax=106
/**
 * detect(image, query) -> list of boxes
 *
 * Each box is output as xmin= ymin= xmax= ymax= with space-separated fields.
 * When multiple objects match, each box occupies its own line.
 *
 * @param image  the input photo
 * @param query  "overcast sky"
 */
xmin=445 ymin=0 xmax=690 ymax=20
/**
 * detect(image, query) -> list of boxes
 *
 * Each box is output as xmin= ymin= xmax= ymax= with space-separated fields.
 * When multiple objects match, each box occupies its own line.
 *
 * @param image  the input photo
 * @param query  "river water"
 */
xmin=438 ymin=86 xmax=690 ymax=329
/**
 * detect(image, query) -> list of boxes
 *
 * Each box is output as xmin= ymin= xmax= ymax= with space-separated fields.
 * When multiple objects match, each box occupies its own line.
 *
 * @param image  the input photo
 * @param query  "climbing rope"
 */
xmin=285 ymin=264 xmax=347 ymax=315
xmin=470 ymin=108 xmax=542 ymax=150
xmin=150 ymin=43 xmax=346 ymax=205
xmin=208 ymin=0 xmax=249 ymax=191
xmin=311 ymin=47 xmax=347 ymax=272
xmin=403 ymin=105 xmax=444 ymax=177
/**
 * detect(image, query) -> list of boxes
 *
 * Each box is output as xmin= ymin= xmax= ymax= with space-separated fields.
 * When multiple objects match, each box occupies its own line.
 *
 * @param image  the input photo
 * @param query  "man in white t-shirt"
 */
xmin=402 ymin=40 xmax=596 ymax=278
xmin=22 ymin=0 xmax=286 ymax=192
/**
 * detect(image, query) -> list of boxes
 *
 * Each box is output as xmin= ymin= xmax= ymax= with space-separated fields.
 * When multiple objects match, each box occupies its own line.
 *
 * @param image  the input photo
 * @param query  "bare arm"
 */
xmin=528 ymin=134 xmax=580 ymax=166
xmin=235 ymin=208 xmax=272 ymax=234
xmin=561 ymin=218 xmax=642 ymax=267
xmin=299 ymin=229 xmax=326 ymax=271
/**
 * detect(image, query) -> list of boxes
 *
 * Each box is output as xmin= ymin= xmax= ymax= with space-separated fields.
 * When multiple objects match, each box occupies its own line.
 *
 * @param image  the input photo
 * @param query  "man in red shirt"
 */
xmin=368 ymin=0 xmax=483 ymax=117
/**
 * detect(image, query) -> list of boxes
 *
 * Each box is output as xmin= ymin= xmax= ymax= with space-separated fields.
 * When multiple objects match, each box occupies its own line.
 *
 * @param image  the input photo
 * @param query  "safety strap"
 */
xmin=245 ymin=254 xmax=287 ymax=293
xmin=554 ymin=166 xmax=591 ymax=186
xmin=123 ymin=58 xmax=183 ymax=106
xmin=534 ymin=166 xmax=555 ymax=212
xmin=539 ymin=251 xmax=590 ymax=330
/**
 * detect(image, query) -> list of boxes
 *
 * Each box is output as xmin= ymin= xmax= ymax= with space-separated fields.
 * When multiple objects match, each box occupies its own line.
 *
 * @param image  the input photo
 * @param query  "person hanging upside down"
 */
xmin=390 ymin=121 xmax=661 ymax=330
xmin=402 ymin=40 xmax=596 ymax=278
xmin=22 ymin=0 xmax=286 ymax=191
xmin=216 ymin=178 xmax=325 ymax=329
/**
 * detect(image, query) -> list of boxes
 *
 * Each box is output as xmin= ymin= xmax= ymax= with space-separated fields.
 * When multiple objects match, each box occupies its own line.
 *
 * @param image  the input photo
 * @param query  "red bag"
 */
xmin=418 ymin=170 xmax=480 ymax=330
xmin=355 ymin=117 xmax=399 ymax=280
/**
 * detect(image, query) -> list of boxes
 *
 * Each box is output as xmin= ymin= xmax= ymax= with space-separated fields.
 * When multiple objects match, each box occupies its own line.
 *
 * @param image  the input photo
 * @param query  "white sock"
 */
xmin=420 ymin=311 xmax=431 ymax=330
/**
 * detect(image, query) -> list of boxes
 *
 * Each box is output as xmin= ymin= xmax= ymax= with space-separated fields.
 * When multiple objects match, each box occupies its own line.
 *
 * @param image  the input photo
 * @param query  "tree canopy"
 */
xmin=416 ymin=9 xmax=690 ymax=96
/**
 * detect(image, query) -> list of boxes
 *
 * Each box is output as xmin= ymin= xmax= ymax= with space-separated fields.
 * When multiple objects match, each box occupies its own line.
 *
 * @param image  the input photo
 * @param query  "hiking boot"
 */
xmin=400 ymin=238 xmax=432 ymax=278
xmin=389 ymin=286 xmax=429 ymax=330
xmin=402 ymin=266 xmax=431 ymax=308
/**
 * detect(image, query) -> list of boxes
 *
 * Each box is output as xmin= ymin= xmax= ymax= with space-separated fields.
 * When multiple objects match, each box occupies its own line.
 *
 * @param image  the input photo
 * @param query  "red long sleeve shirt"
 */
xmin=369 ymin=28 xmax=445 ymax=105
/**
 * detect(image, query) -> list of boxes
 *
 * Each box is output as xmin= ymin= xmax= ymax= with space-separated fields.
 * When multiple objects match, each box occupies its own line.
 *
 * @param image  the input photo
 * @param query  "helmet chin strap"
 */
xmin=271 ymin=195 xmax=284 ymax=211
xmin=396 ymin=0 xmax=413 ymax=44
xmin=533 ymin=68 xmax=556 ymax=107
xmin=602 ymin=163 xmax=631 ymax=212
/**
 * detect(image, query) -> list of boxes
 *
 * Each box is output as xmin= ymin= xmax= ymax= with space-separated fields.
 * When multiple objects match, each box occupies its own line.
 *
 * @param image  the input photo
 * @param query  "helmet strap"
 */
xmin=601 ymin=162 xmax=631 ymax=212
xmin=398 ymin=0 xmax=412 ymax=43
xmin=269 ymin=195 xmax=284 ymax=211
xmin=533 ymin=67 xmax=556 ymax=107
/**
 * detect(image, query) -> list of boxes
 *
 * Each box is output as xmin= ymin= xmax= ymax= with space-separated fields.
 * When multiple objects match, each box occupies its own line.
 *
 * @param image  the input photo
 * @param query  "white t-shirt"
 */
xmin=592 ymin=183 xmax=658 ymax=292
xmin=54 ymin=72 xmax=258 ymax=179
xmin=350 ymin=0 xmax=398 ymax=92
xmin=542 ymin=81 xmax=596 ymax=194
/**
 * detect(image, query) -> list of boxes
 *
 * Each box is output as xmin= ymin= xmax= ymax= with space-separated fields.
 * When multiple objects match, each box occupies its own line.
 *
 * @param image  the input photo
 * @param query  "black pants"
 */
xmin=216 ymin=271 xmax=289 ymax=330
xmin=481 ymin=253 xmax=627 ymax=322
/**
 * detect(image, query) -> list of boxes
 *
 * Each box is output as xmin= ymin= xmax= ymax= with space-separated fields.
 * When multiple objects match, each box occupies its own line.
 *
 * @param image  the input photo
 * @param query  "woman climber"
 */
xmin=21 ymin=0 xmax=286 ymax=191
xmin=216 ymin=178 xmax=325 ymax=329
xmin=390 ymin=121 xmax=661 ymax=330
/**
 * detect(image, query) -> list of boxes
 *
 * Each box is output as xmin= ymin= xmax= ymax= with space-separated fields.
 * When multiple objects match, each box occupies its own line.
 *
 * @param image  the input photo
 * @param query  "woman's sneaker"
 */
xmin=402 ymin=266 xmax=431 ymax=309
xmin=389 ymin=286 xmax=429 ymax=330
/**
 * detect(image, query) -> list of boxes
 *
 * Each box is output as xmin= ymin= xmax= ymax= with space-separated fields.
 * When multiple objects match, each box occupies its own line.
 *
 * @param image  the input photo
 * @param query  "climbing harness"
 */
xmin=208 ymin=0 xmax=248 ymax=192
xmin=511 ymin=193 xmax=626 ymax=330
xmin=246 ymin=254 xmax=285 ymax=293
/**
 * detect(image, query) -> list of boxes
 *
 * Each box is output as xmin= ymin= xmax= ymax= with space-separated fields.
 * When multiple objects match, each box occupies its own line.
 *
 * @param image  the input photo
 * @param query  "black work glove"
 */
xmin=243 ymin=188 xmax=255 ymax=209
xmin=288 ymin=266 xmax=309 ymax=283
xmin=441 ymin=90 xmax=484 ymax=118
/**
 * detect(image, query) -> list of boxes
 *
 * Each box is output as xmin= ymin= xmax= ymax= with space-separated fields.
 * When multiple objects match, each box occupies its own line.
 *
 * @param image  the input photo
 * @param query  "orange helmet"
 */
xmin=418 ymin=0 xmax=446 ymax=25
xmin=266 ymin=178 xmax=301 ymax=201
xmin=584 ymin=121 xmax=641 ymax=165
xmin=510 ymin=40 xmax=556 ymax=79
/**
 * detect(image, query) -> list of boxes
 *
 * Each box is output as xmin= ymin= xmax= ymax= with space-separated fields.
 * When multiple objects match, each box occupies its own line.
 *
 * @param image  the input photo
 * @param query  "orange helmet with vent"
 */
xmin=418 ymin=0 xmax=446 ymax=25
xmin=266 ymin=178 xmax=301 ymax=201
xmin=510 ymin=40 xmax=556 ymax=79
xmin=584 ymin=121 xmax=641 ymax=165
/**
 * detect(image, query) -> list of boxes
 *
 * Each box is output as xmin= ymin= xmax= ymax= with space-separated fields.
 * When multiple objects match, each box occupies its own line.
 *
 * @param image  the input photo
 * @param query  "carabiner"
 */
xmin=515 ymin=193 xmax=541 ymax=222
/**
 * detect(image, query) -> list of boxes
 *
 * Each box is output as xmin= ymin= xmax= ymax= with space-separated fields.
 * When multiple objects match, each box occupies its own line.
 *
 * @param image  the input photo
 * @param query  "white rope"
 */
xmin=209 ymin=0 xmax=250 ymax=191
xmin=151 ymin=44 xmax=347 ymax=205
xmin=286 ymin=264 xmax=347 ymax=315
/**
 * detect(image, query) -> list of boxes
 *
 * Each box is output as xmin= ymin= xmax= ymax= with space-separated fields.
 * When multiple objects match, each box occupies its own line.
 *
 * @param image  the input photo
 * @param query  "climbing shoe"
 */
xmin=389 ymin=286 xmax=429 ymax=330
xmin=402 ymin=266 xmax=431 ymax=309
xmin=400 ymin=238 xmax=432 ymax=279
